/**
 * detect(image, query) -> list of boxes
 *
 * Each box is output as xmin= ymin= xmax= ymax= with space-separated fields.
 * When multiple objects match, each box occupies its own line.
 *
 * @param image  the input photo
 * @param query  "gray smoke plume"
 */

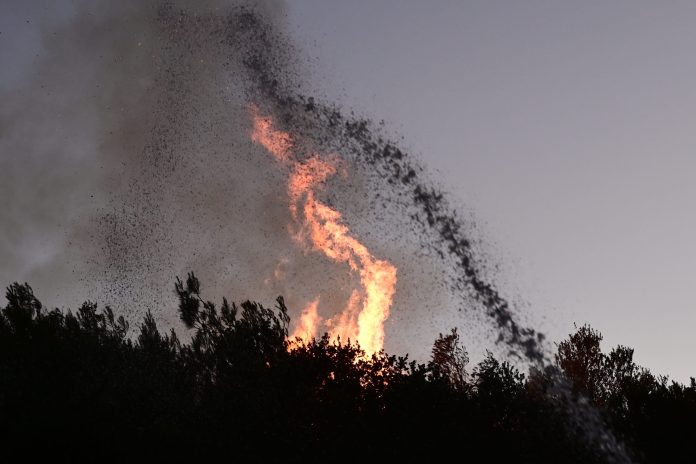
xmin=1 ymin=0 xmax=298 ymax=315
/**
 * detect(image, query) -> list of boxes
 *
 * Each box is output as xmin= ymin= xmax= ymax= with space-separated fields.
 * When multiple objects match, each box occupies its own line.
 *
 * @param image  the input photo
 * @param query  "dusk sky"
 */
xmin=2 ymin=1 xmax=695 ymax=382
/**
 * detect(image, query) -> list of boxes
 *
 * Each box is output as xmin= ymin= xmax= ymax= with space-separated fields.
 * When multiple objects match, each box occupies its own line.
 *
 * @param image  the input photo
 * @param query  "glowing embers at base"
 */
xmin=250 ymin=106 xmax=397 ymax=355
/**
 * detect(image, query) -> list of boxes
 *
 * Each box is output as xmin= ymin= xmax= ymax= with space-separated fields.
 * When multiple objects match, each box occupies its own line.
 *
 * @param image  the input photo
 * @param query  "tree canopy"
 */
xmin=0 ymin=275 xmax=693 ymax=462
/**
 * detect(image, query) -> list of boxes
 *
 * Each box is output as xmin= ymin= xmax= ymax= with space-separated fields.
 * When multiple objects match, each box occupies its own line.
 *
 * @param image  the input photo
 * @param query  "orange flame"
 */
xmin=250 ymin=106 xmax=397 ymax=355
xmin=290 ymin=298 xmax=321 ymax=342
xmin=250 ymin=112 xmax=292 ymax=161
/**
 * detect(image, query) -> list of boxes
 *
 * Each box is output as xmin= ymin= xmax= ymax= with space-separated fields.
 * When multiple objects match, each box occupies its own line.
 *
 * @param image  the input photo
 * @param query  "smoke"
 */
xmin=1 ymin=0 xmax=298 ymax=316
xmin=0 ymin=0 xmax=457 ymax=358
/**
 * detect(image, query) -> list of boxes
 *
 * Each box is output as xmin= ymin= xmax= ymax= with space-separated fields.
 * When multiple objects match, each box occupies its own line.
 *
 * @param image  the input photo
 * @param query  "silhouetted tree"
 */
xmin=430 ymin=327 xmax=469 ymax=391
xmin=556 ymin=324 xmax=606 ymax=402
xmin=0 ymin=278 xmax=694 ymax=462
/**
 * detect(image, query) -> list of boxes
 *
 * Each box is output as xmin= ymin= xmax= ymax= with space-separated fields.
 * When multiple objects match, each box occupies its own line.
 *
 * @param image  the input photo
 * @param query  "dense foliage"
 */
xmin=0 ymin=274 xmax=693 ymax=462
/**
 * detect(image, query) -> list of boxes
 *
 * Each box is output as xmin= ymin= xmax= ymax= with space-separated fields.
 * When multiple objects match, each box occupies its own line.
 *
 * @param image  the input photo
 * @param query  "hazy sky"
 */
xmin=1 ymin=1 xmax=694 ymax=382
xmin=286 ymin=1 xmax=696 ymax=382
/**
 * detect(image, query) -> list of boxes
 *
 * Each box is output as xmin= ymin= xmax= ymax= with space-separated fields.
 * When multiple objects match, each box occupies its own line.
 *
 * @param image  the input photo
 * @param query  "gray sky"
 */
xmin=285 ymin=1 xmax=696 ymax=381
xmin=1 ymin=1 xmax=694 ymax=382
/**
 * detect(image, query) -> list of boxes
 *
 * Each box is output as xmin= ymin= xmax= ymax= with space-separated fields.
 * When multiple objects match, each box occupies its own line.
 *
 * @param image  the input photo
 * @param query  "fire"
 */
xmin=290 ymin=298 xmax=321 ymax=342
xmin=250 ymin=106 xmax=397 ymax=355
xmin=250 ymin=113 xmax=292 ymax=161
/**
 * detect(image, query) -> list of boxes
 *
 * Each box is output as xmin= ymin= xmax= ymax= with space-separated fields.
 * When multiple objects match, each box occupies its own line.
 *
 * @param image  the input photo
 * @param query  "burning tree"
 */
xmin=251 ymin=106 xmax=397 ymax=355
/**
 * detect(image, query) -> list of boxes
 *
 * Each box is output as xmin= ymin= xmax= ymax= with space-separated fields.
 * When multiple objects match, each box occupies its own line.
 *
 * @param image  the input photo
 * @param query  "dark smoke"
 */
xmin=1 ymin=2 xmax=631 ymax=461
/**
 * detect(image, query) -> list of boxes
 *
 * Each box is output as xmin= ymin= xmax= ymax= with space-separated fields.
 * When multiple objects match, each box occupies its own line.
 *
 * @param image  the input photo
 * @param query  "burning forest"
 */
xmin=251 ymin=105 xmax=397 ymax=354
xmin=1 ymin=1 xmax=695 ymax=462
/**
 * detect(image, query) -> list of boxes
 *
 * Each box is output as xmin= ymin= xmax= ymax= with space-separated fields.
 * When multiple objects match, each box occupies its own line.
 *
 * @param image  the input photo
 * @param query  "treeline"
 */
xmin=0 ymin=274 xmax=693 ymax=462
